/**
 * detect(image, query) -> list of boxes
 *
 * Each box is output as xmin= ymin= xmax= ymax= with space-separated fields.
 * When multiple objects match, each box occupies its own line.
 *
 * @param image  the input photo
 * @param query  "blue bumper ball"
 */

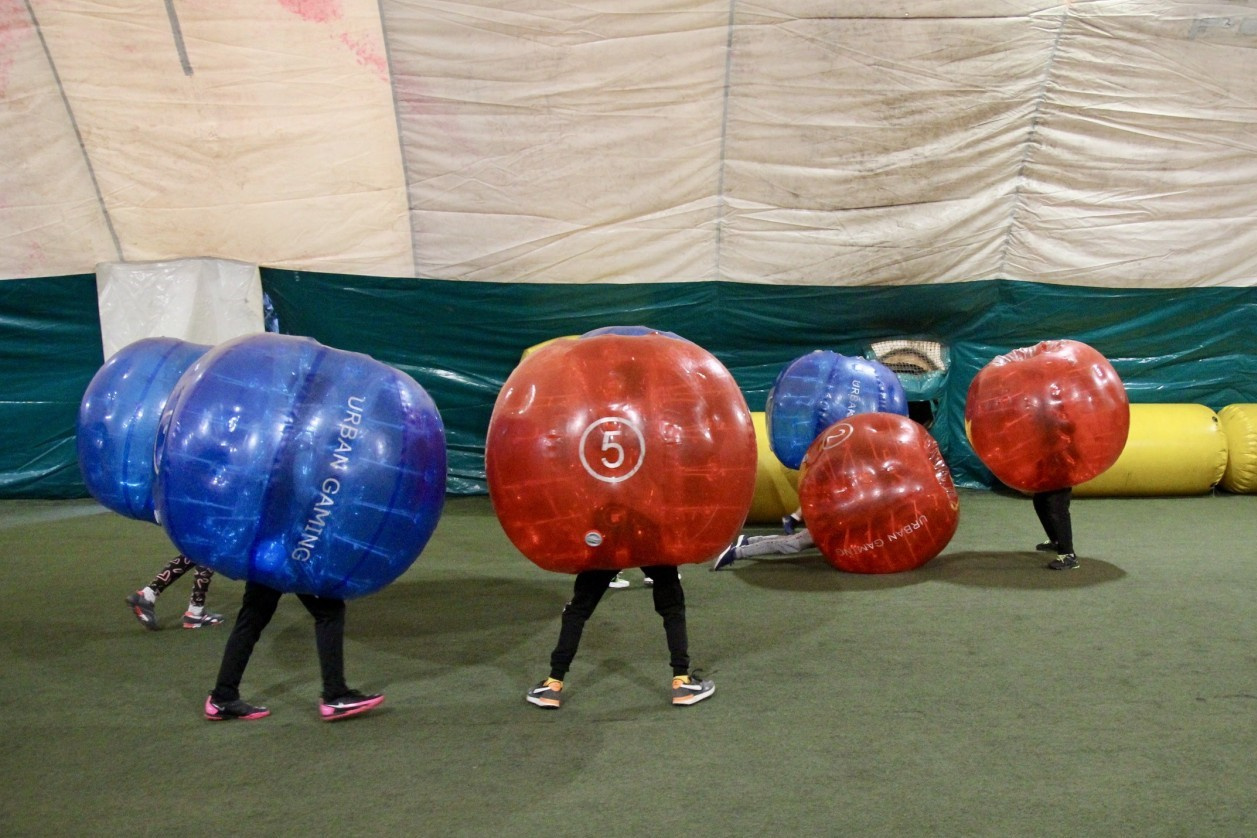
xmin=77 ymin=337 xmax=211 ymax=522
xmin=153 ymin=333 xmax=447 ymax=599
xmin=767 ymin=350 xmax=907 ymax=470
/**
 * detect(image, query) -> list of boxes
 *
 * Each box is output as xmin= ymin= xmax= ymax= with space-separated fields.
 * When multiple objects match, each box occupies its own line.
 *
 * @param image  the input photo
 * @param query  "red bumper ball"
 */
xmin=965 ymin=340 xmax=1129 ymax=492
xmin=800 ymin=412 xmax=958 ymax=574
xmin=487 ymin=332 xmax=756 ymax=574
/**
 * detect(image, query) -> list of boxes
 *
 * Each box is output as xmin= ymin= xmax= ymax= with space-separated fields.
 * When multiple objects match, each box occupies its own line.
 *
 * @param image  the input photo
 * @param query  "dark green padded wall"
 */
xmin=261 ymin=271 xmax=1257 ymax=494
xmin=0 ymin=275 xmax=103 ymax=498
xmin=3 ymin=269 xmax=1255 ymax=498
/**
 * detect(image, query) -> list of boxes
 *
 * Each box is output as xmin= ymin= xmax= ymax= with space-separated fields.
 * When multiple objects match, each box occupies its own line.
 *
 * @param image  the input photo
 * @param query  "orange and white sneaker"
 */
xmin=125 ymin=591 xmax=158 ymax=630
xmin=526 ymin=677 xmax=564 ymax=709
xmin=182 ymin=610 xmax=225 ymax=629
xmin=671 ymin=674 xmax=715 ymax=706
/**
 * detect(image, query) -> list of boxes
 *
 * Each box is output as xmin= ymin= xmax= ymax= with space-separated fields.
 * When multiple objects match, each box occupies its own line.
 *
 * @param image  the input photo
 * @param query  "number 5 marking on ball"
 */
xmin=600 ymin=427 xmax=625 ymax=468
xmin=579 ymin=417 xmax=646 ymax=483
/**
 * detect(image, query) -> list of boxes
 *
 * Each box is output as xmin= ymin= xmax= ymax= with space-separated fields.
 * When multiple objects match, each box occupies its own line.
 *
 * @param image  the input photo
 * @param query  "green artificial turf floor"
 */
xmin=2 ymin=490 xmax=1255 ymax=836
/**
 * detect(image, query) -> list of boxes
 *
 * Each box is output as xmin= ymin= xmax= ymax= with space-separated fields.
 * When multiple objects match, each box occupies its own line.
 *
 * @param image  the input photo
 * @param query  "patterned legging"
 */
xmin=148 ymin=555 xmax=214 ymax=607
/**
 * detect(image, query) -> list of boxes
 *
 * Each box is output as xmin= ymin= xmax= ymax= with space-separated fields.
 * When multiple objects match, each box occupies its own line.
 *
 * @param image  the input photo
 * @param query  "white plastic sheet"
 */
xmin=95 ymin=257 xmax=263 ymax=359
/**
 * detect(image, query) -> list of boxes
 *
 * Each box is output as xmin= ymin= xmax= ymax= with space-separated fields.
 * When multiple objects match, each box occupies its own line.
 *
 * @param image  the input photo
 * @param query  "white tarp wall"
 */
xmin=3 ymin=1 xmax=1257 ymax=287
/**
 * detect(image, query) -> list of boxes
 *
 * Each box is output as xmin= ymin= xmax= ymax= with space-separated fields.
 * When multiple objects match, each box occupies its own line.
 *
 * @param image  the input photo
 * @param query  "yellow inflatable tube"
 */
xmin=748 ymin=412 xmax=800 ymax=523
xmin=520 ymin=335 xmax=577 ymax=361
xmin=1073 ymin=404 xmax=1227 ymax=497
xmin=1218 ymin=404 xmax=1257 ymax=493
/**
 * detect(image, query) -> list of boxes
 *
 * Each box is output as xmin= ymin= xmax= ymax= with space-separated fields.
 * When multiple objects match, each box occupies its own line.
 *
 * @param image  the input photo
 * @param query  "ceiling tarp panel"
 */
xmin=4 ymin=1 xmax=1257 ymax=286
xmin=6 ymin=0 xmax=411 ymax=279
xmin=1006 ymin=2 xmax=1257 ymax=286
xmin=0 ymin=0 xmax=118 ymax=277
xmin=719 ymin=4 xmax=1060 ymax=285
xmin=385 ymin=0 xmax=730 ymax=282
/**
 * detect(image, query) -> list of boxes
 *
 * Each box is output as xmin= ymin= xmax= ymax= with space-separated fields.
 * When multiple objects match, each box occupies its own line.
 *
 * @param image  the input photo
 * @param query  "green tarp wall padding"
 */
xmin=3 ymin=270 xmax=1256 ymax=498
xmin=0 ymin=274 xmax=104 ymax=497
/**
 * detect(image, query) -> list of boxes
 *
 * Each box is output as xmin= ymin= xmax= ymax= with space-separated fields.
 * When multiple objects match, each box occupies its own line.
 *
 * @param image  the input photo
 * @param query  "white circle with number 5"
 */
xmin=579 ymin=417 xmax=646 ymax=483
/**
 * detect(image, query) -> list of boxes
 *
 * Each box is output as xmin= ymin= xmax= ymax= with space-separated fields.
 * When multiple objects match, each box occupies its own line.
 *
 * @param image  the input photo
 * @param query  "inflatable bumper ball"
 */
xmin=767 ymin=350 xmax=908 ymax=470
xmin=153 ymin=333 xmax=446 ymax=599
xmin=77 ymin=337 xmax=210 ymax=522
xmin=965 ymin=340 xmax=1130 ymax=492
xmin=800 ymin=412 xmax=959 ymax=573
xmin=486 ymin=328 xmax=757 ymax=574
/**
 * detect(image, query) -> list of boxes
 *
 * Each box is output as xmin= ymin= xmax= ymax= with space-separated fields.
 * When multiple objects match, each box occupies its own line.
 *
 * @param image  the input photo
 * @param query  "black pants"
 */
xmin=548 ymin=565 xmax=690 ymax=680
xmin=211 ymin=580 xmax=348 ymax=702
xmin=1032 ymin=488 xmax=1074 ymax=554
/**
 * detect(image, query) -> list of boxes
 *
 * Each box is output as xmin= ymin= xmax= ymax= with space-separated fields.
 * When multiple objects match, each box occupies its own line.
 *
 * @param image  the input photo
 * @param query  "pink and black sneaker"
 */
xmin=204 ymin=695 xmax=270 ymax=721
xmin=319 ymin=690 xmax=385 ymax=722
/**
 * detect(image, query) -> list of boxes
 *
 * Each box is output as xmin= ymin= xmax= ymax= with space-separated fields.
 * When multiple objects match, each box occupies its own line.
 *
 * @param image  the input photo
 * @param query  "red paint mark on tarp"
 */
xmin=278 ymin=0 xmax=388 ymax=82
xmin=0 ymin=0 xmax=35 ymax=98
xmin=392 ymin=72 xmax=476 ymax=154
xmin=21 ymin=240 xmax=47 ymax=275
xmin=279 ymin=0 xmax=343 ymax=25
xmin=338 ymin=31 xmax=386 ymax=80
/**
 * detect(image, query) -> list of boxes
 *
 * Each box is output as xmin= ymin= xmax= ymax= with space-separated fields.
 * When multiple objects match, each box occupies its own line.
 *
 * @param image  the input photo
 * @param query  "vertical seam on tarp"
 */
xmin=998 ymin=4 xmax=1072 ymax=277
xmin=375 ymin=0 xmax=419 ymax=278
xmin=23 ymin=0 xmax=122 ymax=260
xmin=163 ymin=0 xmax=194 ymax=76
xmin=714 ymin=0 xmax=738 ymax=283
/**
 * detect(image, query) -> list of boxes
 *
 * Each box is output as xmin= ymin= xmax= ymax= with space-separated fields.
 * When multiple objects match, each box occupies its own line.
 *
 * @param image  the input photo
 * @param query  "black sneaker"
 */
xmin=1047 ymin=553 xmax=1080 ymax=571
xmin=526 ymin=678 xmax=563 ymax=709
xmin=671 ymin=674 xmax=715 ymax=706
xmin=320 ymin=690 xmax=385 ymax=721
xmin=126 ymin=591 xmax=158 ymax=630
xmin=204 ymin=695 xmax=270 ymax=721
xmin=1036 ymin=541 xmax=1059 ymax=553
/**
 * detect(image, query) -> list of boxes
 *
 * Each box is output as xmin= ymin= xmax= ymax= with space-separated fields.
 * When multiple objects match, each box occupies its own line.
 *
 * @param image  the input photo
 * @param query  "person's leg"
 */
xmin=127 ymin=555 xmax=198 ymax=629
xmin=210 ymin=581 xmax=282 ymax=703
xmin=295 ymin=594 xmax=349 ymax=699
xmin=1032 ymin=492 xmax=1059 ymax=548
xmin=738 ymin=530 xmax=815 ymax=558
xmin=128 ymin=557 xmax=199 ymax=628
xmin=182 ymin=567 xmax=225 ymax=628
xmin=1041 ymin=488 xmax=1077 ymax=569
xmin=1044 ymin=488 xmax=1074 ymax=555
xmin=714 ymin=529 xmax=817 ymax=570
xmin=147 ymin=554 xmax=196 ymax=596
xmin=297 ymin=594 xmax=349 ymax=700
xmin=641 ymin=565 xmax=688 ymax=676
xmin=188 ymin=566 xmax=213 ymax=608
xmin=643 ymin=565 xmax=715 ymax=705
xmin=547 ymin=570 xmax=617 ymax=680
xmin=296 ymin=594 xmax=382 ymax=719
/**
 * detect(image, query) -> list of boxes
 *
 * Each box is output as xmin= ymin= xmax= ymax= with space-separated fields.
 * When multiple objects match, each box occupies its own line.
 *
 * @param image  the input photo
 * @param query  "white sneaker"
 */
xmin=608 ymin=572 xmax=630 ymax=589
xmin=642 ymin=570 xmax=678 ymax=587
